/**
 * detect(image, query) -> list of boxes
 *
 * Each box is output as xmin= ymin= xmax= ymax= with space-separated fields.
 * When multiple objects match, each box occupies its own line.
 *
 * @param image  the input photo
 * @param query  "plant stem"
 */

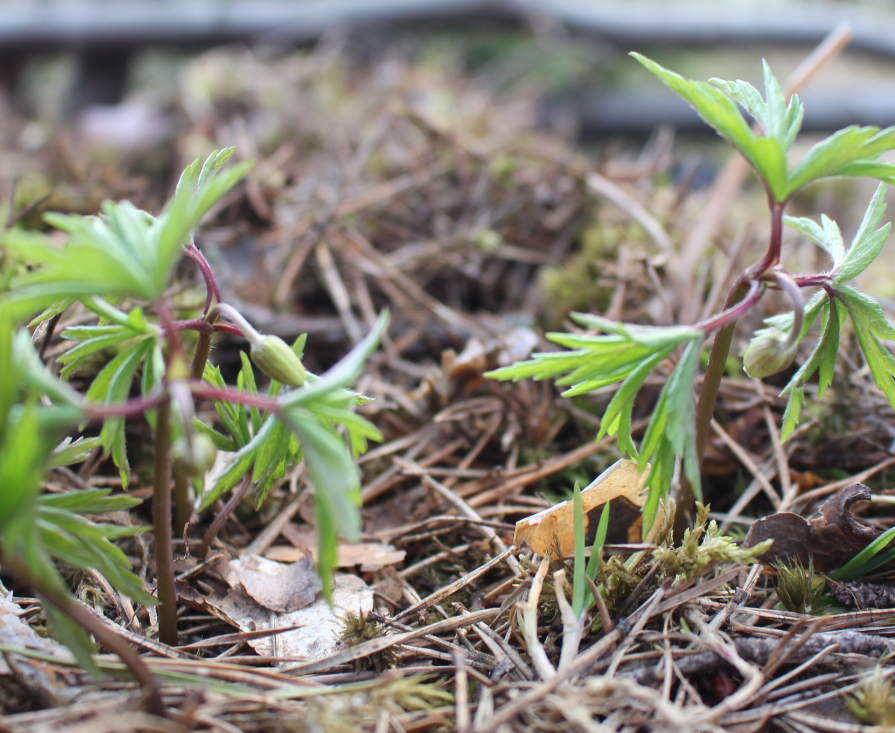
xmin=152 ymin=397 xmax=178 ymax=647
xmin=173 ymin=465 xmax=191 ymax=542
xmin=197 ymin=472 xmax=252 ymax=559
xmin=764 ymin=271 xmax=805 ymax=347
xmin=676 ymin=201 xmax=787 ymax=536
xmin=207 ymin=303 xmax=264 ymax=348
xmin=189 ymin=333 xmax=213 ymax=381
xmin=190 ymin=382 xmax=282 ymax=412
xmin=183 ymin=243 xmax=220 ymax=315
xmin=695 ymin=279 xmax=764 ymax=334
xmin=0 ymin=551 xmax=165 ymax=717
xmin=171 ymin=319 xmax=243 ymax=337
xmin=83 ymin=387 xmax=165 ymax=419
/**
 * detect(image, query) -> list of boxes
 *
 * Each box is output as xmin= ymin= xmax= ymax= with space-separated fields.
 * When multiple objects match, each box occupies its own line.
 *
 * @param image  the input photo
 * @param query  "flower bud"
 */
xmin=172 ymin=434 xmax=218 ymax=477
xmin=250 ymin=335 xmax=307 ymax=387
xmin=742 ymin=329 xmax=797 ymax=379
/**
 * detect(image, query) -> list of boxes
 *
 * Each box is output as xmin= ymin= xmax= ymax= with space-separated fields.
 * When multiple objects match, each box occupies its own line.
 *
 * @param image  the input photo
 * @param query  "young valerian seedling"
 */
xmin=490 ymin=55 xmax=895 ymax=538
xmin=0 ymin=149 xmax=386 ymax=709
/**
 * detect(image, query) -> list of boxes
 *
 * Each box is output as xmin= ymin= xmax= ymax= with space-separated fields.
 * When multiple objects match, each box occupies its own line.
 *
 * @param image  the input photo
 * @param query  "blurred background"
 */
xmin=4 ymin=0 xmax=895 ymax=349
xmin=5 ymin=0 xmax=895 ymax=513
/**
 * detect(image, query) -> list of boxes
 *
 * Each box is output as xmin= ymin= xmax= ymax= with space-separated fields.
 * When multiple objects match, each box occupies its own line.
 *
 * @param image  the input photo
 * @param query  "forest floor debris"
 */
xmin=3 ymin=35 xmax=895 ymax=732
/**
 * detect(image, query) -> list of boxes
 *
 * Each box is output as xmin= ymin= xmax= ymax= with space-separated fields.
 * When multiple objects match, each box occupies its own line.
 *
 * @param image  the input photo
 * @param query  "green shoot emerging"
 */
xmin=489 ymin=54 xmax=895 ymax=540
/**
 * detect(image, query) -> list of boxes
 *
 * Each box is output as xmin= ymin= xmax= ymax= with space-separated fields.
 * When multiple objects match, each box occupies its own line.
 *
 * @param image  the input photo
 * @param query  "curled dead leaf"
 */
xmin=743 ymin=483 xmax=884 ymax=573
xmin=514 ymin=459 xmax=647 ymax=558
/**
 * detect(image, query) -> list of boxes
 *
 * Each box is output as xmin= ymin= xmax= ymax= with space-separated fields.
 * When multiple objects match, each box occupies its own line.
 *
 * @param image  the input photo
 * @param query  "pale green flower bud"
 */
xmin=172 ymin=434 xmax=218 ymax=477
xmin=250 ymin=335 xmax=307 ymax=387
xmin=742 ymin=329 xmax=797 ymax=379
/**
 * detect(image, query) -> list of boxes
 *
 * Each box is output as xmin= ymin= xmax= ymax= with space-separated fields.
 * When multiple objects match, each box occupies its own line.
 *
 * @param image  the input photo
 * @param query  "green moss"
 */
xmin=539 ymin=218 xmax=636 ymax=325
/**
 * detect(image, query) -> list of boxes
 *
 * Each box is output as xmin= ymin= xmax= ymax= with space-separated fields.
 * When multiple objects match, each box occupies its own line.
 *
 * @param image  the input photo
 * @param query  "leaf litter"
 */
xmin=6 ymin=32 xmax=895 ymax=733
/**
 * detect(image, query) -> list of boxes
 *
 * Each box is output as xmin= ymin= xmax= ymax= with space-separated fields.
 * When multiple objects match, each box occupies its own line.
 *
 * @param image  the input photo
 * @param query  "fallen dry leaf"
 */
xmin=227 ymin=553 xmax=322 ymax=612
xmin=219 ymin=573 xmax=373 ymax=659
xmin=514 ymin=459 xmax=647 ymax=557
xmin=273 ymin=523 xmax=406 ymax=570
xmin=789 ymin=469 xmax=826 ymax=495
xmin=0 ymin=587 xmax=84 ymax=704
xmin=266 ymin=543 xmax=405 ymax=571
xmin=743 ymin=483 xmax=884 ymax=573
xmin=177 ymin=556 xmax=374 ymax=660
xmin=438 ymin=327 xmax=539 ymax=397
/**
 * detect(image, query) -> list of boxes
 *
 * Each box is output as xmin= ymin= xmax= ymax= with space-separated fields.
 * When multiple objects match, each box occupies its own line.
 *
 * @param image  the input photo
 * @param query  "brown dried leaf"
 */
xmin=274 ymin=523 xmax=406 ymax=571
xmin=227 ymin=553 xmax=322 ymax=612
xmin=743 ymin=483 xmax=882 ymax=573
xmin=266 ymin=543 xmax=405 ymax=571
xmin=514 ymin=459 xmax=647 ymax=558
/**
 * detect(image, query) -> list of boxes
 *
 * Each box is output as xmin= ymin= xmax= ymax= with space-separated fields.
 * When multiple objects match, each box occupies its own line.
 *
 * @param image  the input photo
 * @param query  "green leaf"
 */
xmin=238 ymin=351 xmax=263 ymax=436
xmin=586 ymin=501 xmax=610 ymax=582
xmin=830 ymin=525 xmax=895 ymax=582
xmin=762 ymin=60 xmax=788 ymax=141
xmin=199 ymin=416 xmax=279 ymax=510
xmin=157 ymin=157 xmax=253 ymax=292
xmin=28 ymin=299 xmax=75 ymax=328
xmin=783 ymin=214 xmax=845 ymax=267
xmin=279 ymin=311 xmax=389 ymax=409
xmin=48 ymin=436 xmax=102 ymax=468
xmin=37 ymin=510 xmax=154 ymax=605
xmin=842 ymin=287 xmax=895 ymax=409
xmin=818 ymin=300 xmax=843 ymax=398
xmin=835 ymin=160 xmax=895 ymax=183
xmin=1 ymin=151 xmax=251 ymax=320
xmin=642 ymin=440 xmax=675 ymax=534
xmin=784 ymin=126 xmax=895 ymax=198
xmin=91 ymin=340 xmax=152 ymax=487
xmin=780 ymin=296 xmax=832 ymax=399
xmin=838 ymin=284 xmax=895 ymax=339
xmin=38 ymin=487 xmax=143 ymax=514
xmin=854 ymin=322 xmax=895 ymax=408
xmin=568 ymin=313 xmax=703 ymax=348
xmin=59 ymin=331 xmax=151 ymax=380
xmin=281 ymin=411 xmax=362 ymax=601
xmin=306 ymin=402 xmax=382 ymax=457
xmin=632 ymin=53 xmax=788 ymax=200
xmin=193 ymin=418 xmax=236 ymax=452
xmin=250 ymin=419 xmax=292 ymax=507
xmin=780 ymin=384 xmax=805 ymax=443
xmin=0 ymin=402 xmax=49 ymax=527
xmin=12 ymin=330 xmax=83 ymax=407
xmin=637 ymin=341 xmax=702 ymax=529
xmin=708 ymin=77 xmax=768 ymax=132
xmin=44 ymin=604 xmax=99 ymax=677
xmin=598 ymin=348 xmax=672 ymax=455
xmin=487 ymin=315 xmax=700 ymax=399
xmin=835 ymin=183 xmax=890 ymax=283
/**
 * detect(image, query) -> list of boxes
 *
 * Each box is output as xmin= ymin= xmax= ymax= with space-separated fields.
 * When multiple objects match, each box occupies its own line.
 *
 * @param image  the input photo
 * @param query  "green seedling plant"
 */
xmin=489 ymin=55 xmax=895 ymax=547
xmin=0 ymin=149 xmax=386 ymax=710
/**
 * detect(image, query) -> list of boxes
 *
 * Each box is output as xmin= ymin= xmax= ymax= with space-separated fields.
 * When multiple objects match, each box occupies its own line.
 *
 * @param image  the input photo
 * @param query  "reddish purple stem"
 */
xmin=789 ymin=273 xmax=833 ymax=288
xmin=694 ymin=279 xmax=765 ymax=334
xmin=189 ymin=381 xmax=281 ymax=412
xmin=171 ymin=319 xmax=244 ymax=337
xmin=83 ymin=388 xmax=165 ymax=418
xmin=183 ymin=243 xmax=220 ymax=315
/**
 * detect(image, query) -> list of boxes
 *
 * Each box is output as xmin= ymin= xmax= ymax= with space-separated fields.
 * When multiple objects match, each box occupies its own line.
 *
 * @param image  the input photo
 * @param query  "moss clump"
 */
xmin=340 ymin=612 xmax=397 ymax=672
